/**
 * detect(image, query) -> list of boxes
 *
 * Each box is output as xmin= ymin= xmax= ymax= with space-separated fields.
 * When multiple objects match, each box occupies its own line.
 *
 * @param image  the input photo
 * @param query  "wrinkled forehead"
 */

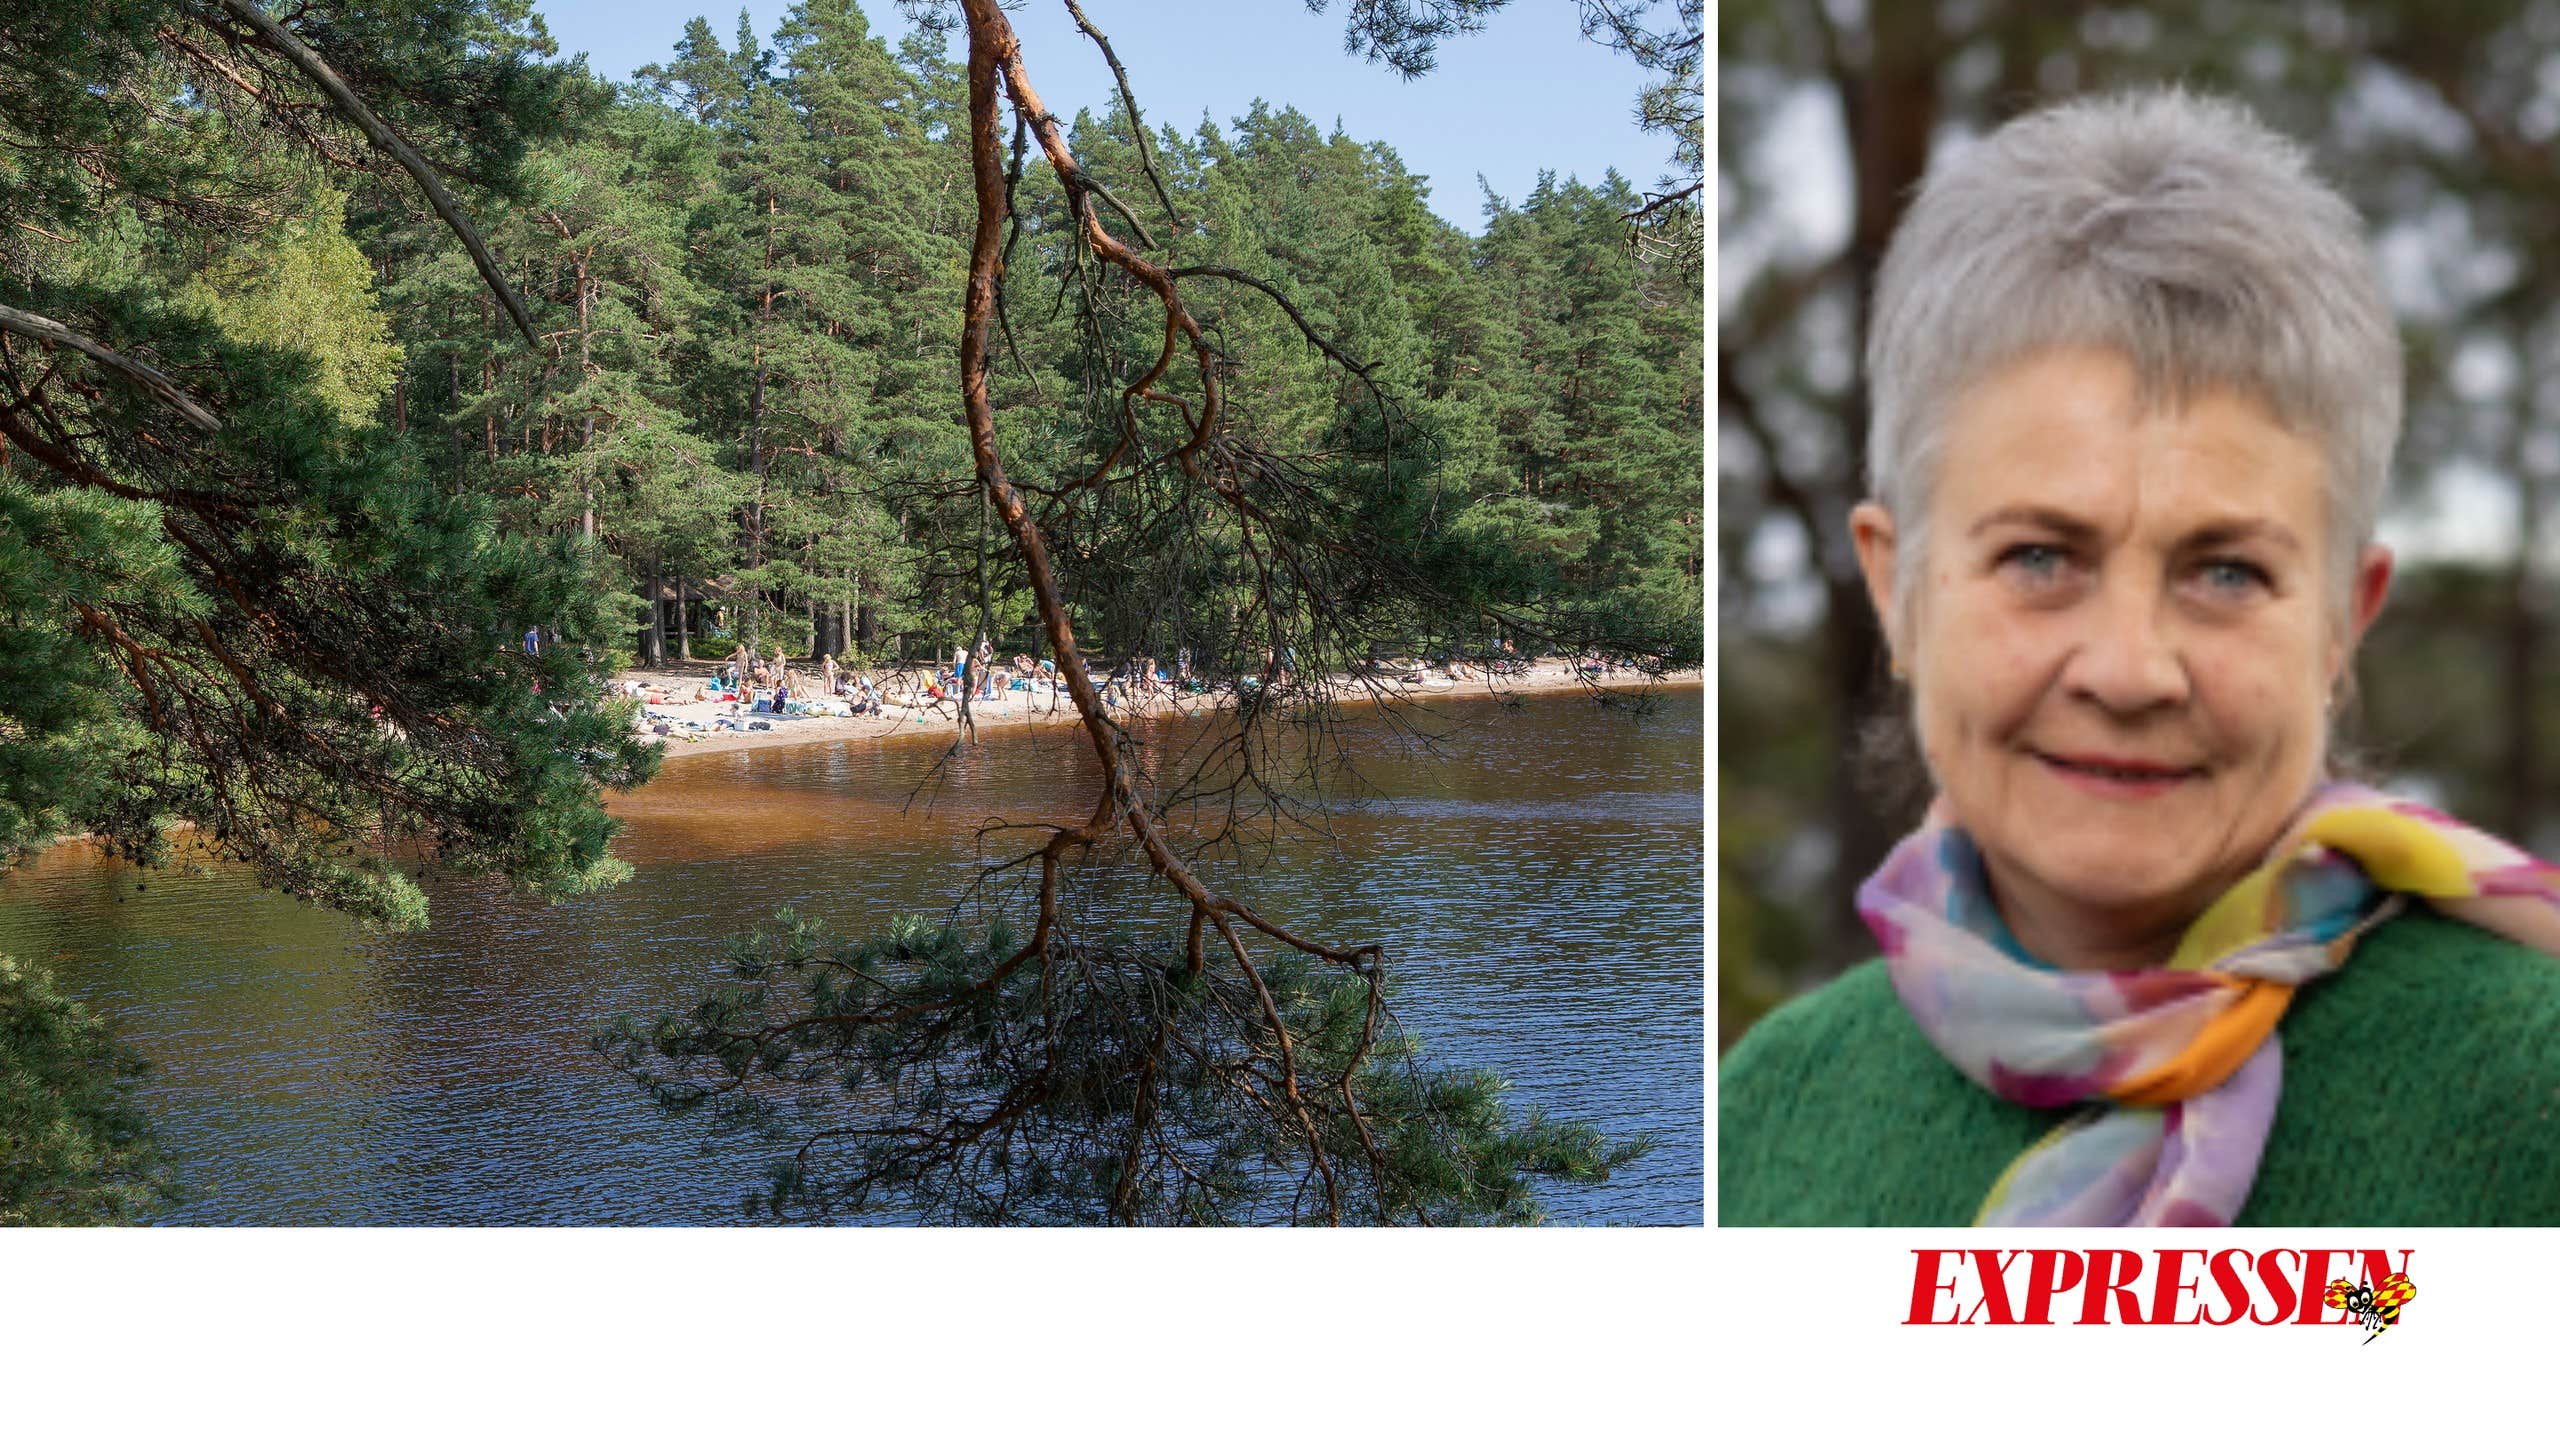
xmin=1929 ymin=346 xmax=2333 ymax=550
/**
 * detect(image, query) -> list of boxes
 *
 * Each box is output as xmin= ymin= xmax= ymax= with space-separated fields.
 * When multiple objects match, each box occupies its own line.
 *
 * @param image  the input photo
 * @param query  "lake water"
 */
xmin=0 ymin=687 xmax=1704 ymax=1225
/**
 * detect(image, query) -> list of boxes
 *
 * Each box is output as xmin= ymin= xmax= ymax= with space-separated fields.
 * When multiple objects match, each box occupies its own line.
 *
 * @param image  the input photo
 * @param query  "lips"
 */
xmin=2035 ymin=750 xmax=2205 ymax=796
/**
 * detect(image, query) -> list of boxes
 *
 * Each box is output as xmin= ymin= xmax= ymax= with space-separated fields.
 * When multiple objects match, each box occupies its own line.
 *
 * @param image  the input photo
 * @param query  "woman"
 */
xmin=1719 ymin=89 xmax=2560 ymax=1226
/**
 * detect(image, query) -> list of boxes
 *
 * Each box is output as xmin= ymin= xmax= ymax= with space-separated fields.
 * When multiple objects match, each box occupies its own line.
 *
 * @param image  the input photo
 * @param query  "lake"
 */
xmin=0 ymin=686 xmax=1704 ymax=1224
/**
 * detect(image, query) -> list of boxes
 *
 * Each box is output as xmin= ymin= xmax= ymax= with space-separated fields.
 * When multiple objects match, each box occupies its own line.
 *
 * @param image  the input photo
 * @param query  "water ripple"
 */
xmin=0 ymin=690 xmax=1703 ymax=1225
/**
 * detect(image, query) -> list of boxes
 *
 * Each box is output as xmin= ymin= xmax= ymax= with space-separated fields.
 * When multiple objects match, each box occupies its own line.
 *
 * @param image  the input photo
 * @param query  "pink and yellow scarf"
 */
xmin=1859 ymin=782 xmax=2560 ymax=1226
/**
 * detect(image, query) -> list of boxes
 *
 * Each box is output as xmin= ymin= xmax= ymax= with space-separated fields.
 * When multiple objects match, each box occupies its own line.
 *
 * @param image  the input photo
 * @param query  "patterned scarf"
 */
xmin=1858 ymin=782 xmax=2560 ymax=1226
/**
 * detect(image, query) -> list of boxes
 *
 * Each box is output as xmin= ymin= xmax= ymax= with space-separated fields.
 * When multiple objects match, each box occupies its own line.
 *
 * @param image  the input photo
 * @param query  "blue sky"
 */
xmin=531 ymin=0 xmax=1674 ymax=234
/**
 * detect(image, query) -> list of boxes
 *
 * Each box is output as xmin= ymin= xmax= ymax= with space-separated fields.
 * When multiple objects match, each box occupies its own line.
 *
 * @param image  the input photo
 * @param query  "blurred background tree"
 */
xmin=1721 ymin=0 xmax=2560 ymax=1041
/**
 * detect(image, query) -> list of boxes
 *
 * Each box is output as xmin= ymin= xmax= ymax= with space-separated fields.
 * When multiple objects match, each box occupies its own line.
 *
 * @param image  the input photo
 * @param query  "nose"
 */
xmin=2061 ymin=576 xmax=2191 ymax=715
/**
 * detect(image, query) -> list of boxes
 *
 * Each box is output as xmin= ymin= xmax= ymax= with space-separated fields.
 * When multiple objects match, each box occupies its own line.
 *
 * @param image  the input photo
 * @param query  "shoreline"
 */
xmin=615 ymin=657 xmax=1703 ymax=764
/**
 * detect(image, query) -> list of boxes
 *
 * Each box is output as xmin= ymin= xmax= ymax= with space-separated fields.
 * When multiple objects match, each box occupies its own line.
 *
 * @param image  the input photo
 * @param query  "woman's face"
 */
xmin=1852 ymin=346 xmax=2393 ymax=962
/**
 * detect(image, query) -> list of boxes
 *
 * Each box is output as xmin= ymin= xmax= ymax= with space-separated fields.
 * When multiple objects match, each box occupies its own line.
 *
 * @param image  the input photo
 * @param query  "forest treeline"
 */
xmin=0 ymin=0 xmax=1701 ymax=1222
xmin=347 ymin=4 xmax=1703 ymax=675
xmin=0 ymin=0 xmax=1702 ymax=970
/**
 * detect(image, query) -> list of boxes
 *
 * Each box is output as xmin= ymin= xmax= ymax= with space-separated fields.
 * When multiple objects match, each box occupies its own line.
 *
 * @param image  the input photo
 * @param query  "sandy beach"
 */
xmin=614 ymin=656 xmax=1704 ymax=763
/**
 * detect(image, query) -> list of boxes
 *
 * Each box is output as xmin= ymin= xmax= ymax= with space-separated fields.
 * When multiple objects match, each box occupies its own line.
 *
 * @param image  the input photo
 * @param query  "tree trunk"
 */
xmin=1809 ymin=0 xmax=1945 ymax=975
xmin=741 ymin=352 xmax=767 ymax=666
xmin=805 ymin=533 xmax=822 ymax=661
xmin=577 ymin=260 xmax=596 ymax=541
xmin=447 ymin=348 xmax=464 ymax=454
xmin=644 ymin=553 xmax=666 ymax=668
xmin=676 ymin=570 xmax=693 ymax=661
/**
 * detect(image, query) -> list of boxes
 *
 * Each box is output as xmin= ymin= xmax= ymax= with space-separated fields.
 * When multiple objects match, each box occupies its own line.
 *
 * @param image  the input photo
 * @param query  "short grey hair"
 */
xmin=1866 ymin=88 xmax=2402 ymax=627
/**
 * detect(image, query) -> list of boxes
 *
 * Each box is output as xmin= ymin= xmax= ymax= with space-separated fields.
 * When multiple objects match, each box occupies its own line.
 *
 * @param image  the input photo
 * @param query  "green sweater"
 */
xmin=1719 ymin=910 xmax=2560 ymax=1225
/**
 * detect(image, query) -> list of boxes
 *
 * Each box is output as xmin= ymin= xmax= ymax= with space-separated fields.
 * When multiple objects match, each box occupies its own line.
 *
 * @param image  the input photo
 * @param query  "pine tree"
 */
xmin=605 ymin=0 xmax=1691 ymax=1225
xmin=0 ymin=0 xmax=660 ymax=1222
xmin=1 ymin=0 xmax=1703 ymax=1226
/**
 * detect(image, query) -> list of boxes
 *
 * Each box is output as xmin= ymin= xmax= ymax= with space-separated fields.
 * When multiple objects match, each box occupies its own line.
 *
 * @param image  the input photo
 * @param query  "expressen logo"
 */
xmin=2323 ymin=1271 xmax=2417 ymax=1343
xmin=1906 ymin=1248 xmax=2416 ymax=1336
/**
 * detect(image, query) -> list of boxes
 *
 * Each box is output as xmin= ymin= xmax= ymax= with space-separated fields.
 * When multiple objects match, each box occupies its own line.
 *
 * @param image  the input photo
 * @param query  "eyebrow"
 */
xmin=2184 ymin=519 xmax=2305 ymax=555
xmin=1966 ymin=505 xmax=2096 ymax=542
xmin=1965 ymin=505 xmax=2304 ymax=554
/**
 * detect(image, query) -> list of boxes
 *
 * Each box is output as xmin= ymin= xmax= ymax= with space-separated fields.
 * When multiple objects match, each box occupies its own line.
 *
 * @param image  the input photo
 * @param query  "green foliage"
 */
xmin=599 ymin=911 xmax=1650 ymax=1225
xmin=556 ymin=10 xmax=1691 ymax=1218
xmin=364 ymin=2 xmax=1699 ymax=673
xmin=179 ymin=183 xmax=402 ymax=430
xmin=1 ymin=0 xmax=1693 ymax=1223
xmin=0 ymin=0 xmax=655 ymax=928
xmin=0 ymin=953 xmax=179 ymax=1225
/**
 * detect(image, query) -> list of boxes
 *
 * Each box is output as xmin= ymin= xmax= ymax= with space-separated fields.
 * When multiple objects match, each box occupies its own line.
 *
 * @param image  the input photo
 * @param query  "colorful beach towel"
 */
xmin=1857 ymin=782 xmax=2560 ymax=1225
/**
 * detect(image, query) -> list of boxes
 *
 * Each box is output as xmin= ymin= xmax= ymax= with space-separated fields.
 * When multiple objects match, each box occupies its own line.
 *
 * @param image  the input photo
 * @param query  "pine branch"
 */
xmin=206 ymin=0 xmax=541 ymax=347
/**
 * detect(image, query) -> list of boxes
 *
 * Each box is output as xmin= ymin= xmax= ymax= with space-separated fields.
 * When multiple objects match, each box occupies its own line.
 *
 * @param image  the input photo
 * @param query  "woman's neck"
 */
xmin=1980 ymin=855 xmax=2200 ymax=972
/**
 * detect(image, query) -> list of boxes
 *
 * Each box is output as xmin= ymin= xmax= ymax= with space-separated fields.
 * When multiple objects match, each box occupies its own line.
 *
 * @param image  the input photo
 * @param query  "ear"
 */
xmin=2331 ymin=541 xmax=2394 ymax=681
xmin=1849 ymin=501 xmax=1903 ymax=665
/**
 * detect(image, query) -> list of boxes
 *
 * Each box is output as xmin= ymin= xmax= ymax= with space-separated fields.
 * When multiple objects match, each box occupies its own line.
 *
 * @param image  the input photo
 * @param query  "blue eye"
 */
xmin=2197 ymin=558 xmax=2271 ymax=594
xmin=1999 ymin=543 xmax=2070 ymax=581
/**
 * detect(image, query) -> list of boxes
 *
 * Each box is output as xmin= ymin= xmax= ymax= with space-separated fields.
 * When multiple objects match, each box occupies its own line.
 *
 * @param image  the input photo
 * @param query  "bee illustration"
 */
xmin=2323 ymin=1273 xmax=2417 ymax=1343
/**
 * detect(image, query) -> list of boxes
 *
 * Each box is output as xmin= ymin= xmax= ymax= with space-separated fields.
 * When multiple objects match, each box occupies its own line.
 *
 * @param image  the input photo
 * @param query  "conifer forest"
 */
xmin=0 ymin=0 xmax=1704 ymax=1226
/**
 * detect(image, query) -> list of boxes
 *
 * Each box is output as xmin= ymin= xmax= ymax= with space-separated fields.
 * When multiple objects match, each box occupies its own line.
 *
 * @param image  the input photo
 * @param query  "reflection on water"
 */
xmin=0 ymin=689 xmax=1704 ymax=1224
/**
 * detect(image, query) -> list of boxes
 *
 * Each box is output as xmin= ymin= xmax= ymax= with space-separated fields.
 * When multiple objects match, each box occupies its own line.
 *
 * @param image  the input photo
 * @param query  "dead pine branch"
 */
xmin=603 ymin=0 xmax=1655 ymax=1227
